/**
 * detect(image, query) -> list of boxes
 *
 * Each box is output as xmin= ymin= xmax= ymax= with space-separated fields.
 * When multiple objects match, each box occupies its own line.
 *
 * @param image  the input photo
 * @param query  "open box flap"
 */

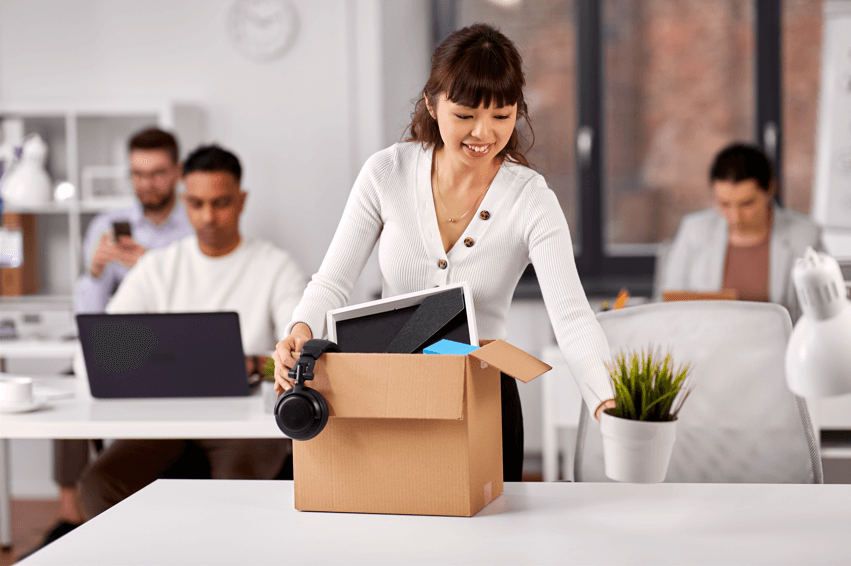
xmin=310 ymin=353 xmax=466 ymax=420
xmin=468 ymin=340 xmax=551 ymax=383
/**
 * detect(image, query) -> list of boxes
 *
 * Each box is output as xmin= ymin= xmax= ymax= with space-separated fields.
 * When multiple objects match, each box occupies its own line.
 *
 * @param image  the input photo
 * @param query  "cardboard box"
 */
xmin=0 ymin=213 xmax=39 ymax=296
xmin=293 ymin=339 xmax=551 ymax=516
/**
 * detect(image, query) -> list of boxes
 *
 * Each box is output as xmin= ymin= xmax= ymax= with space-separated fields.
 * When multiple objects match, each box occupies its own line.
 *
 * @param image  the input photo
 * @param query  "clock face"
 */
xmin=227 ymin=0 xmax=299 ymax=62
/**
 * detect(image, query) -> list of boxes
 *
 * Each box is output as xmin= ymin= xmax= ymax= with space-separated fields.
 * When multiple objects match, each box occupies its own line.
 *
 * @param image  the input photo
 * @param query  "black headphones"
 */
xmin=274 ymin=339 xmax=340 ymax=441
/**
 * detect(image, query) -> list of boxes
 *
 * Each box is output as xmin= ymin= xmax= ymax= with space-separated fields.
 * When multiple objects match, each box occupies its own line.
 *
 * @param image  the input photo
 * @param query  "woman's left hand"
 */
xmin=594 ymin=399 xmax=616 ymax=421
xmin=272 ymin=323 xmax=313 ymax=393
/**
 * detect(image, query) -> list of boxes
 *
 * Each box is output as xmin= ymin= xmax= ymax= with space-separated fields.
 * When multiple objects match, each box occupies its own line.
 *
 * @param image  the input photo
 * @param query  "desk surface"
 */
xmin=0 ymin=377 xmax=281 ymax=439
xmin=18 ymin=480 xmax=851 ymax=566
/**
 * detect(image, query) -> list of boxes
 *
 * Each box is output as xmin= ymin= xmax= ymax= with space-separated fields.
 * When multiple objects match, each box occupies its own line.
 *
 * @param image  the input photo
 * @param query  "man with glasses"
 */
xmin=34 ymin=128 xmax=193 ymax=551
xmin=75 ymin=127 xmax=193 ymax=313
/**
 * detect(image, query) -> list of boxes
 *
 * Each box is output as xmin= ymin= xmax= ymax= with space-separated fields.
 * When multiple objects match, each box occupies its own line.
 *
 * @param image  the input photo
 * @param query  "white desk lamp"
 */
xmin=786 ymin=247 xmax=851 ymax=397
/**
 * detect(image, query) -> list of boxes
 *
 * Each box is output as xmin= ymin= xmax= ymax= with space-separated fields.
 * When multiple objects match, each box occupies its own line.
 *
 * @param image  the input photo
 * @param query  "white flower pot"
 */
xmin=261 ymin=380 xmax=279 ymax=414
xmin=600 ymin=412 xmax=677 ymax=483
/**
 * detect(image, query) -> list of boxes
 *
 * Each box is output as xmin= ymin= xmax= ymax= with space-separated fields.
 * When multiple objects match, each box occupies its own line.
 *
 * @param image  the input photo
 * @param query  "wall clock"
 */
xmin=227 ymin=0 xmax=299 ymax=62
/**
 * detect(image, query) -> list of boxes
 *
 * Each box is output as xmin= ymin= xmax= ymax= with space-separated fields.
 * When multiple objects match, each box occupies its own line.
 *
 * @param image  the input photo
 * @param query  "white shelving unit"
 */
xmin=0 ymin=102 xmax=204 ymax=321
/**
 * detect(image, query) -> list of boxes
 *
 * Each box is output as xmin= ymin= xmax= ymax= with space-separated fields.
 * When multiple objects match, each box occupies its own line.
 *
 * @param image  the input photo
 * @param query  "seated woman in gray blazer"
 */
xmin=657 ymin=143 xmax=825 ymax=320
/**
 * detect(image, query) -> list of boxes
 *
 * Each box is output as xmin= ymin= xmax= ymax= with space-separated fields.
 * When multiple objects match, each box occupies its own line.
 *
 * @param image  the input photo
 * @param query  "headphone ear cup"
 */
xmin=300 ymin=387 xmax=329 ymax=440
xmin=274 ymin=385 xmax=329 ymax=441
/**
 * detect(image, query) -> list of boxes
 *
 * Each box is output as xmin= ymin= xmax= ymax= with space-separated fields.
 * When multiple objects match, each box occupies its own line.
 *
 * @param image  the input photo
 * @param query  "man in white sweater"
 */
xmin=78 ymin=145 xmax=305 ymax=519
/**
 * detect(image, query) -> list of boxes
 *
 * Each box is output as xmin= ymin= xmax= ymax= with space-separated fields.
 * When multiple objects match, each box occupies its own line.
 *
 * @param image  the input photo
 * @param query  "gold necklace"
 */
xmin=433 ymin=161 xmax=489 ymax=224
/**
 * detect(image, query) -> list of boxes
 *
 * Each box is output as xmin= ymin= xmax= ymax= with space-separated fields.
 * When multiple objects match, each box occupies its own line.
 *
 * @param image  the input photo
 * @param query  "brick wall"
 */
xmin=461 ymin=0 xmax=823 ymax=245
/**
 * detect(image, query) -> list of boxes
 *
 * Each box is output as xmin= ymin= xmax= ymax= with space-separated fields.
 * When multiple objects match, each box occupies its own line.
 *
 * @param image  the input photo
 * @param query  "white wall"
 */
xmin=382 ymin=0 xmax=431 ymax=146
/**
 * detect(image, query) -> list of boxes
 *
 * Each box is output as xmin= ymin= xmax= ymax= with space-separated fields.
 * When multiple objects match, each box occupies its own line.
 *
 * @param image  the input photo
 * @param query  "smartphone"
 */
xmin=112 ymin=221 xmax=132 ymax=240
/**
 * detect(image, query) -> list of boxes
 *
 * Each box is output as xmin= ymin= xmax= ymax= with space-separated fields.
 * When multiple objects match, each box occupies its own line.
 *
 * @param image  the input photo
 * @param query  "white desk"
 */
xmin=17 ymin=480 xmax=851 ymax=565
xmin=0 ymin=379 xmax=280 ymax=439
xmin=0 ymin=377 xmax=281 ymax=549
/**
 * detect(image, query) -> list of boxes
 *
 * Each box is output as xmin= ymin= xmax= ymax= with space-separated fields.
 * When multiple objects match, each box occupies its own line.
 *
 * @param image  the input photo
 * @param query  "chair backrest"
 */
xmin=574 ymin=301 xmax=823 ymax=484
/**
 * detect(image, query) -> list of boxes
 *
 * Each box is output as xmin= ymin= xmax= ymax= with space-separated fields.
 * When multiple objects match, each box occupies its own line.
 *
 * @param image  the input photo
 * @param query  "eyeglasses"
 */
xmin=130 ymin=168 xmax=173 ymax=182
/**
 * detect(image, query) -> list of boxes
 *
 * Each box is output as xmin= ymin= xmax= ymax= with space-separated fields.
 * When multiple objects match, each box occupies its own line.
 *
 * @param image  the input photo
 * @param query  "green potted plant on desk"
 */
xmin=601 ymin=346 xmax=693 ymax=483
xmin=261 ymin=357 xmax=279 ymax=413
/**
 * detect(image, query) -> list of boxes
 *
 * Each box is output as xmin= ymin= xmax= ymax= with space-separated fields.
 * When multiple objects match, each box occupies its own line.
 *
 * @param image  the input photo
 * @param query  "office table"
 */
xmin=0 ymin=377 xmax=281 ymax=548
xmin=17 ymin=479 xmax=851 ymax=565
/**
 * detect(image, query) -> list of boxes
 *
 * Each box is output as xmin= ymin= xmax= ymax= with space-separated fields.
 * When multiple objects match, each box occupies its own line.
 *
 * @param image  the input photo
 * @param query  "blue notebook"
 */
xmin=423 ymin=339 xmax=479 ymax=356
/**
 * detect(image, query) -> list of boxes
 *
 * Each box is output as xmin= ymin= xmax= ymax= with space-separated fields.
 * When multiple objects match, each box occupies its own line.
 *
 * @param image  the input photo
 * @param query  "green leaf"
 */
xmin=603 ymin=345 xmax=694 ymax=422
xmin=263 ymin=357 xmax=276 ymax=378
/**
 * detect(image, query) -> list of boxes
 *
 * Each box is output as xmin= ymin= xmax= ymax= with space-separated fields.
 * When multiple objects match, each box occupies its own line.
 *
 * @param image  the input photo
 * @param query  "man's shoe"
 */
xmin=40 ymin=520 xmax=80 ymax=545
xmin=18 ymin=520 xmax=80 ymax=560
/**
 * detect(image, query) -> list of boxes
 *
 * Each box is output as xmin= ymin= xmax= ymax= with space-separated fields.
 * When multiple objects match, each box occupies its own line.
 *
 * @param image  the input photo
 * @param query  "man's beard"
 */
xmin=141 ymin=190 xmax=175 ymax=214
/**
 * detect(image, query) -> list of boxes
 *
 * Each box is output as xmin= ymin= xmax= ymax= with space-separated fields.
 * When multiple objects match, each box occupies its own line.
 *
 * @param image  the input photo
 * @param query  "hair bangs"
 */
xmin=445 ymin=47 xmax=523 ymax=110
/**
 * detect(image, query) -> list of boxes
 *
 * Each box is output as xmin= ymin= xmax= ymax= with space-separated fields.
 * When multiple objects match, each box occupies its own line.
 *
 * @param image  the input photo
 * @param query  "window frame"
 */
xmin=432 ymin=0 xmax=783 ymax=297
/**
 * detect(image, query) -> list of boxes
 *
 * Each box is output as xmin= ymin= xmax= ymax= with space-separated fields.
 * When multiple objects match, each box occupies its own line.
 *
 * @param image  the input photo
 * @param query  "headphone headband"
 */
xmin=287 ymin=339 xmax=341 ymax=384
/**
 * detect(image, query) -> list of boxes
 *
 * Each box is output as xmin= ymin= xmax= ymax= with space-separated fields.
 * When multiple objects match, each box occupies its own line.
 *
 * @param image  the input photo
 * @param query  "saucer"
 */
xmin=0 ymin=397 xmax=49 ymax=414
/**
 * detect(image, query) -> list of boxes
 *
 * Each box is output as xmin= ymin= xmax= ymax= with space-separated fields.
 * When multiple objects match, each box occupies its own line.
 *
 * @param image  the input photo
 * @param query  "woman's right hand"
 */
xmin=272 ymin=323 xmax=313 ymax=394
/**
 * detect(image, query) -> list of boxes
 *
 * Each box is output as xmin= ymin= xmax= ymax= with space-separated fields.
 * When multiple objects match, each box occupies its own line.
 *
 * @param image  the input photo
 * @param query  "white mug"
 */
xmin=0 ymin=376 xmax=34 ymax=408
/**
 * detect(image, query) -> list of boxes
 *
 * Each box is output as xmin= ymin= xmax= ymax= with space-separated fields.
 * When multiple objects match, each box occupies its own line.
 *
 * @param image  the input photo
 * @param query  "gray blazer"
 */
xmin=656 ymin=205 xmax=825 ymax=318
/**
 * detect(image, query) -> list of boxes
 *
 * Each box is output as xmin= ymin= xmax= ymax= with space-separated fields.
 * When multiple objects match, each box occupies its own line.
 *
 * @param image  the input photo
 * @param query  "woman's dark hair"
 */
xmin=405 ymin=23 xmax=533 ymax=166
xmin=182 ymin=144 xmax=242 ymax=182
xmin=128 ymin=127 xmax=179 ymax=164
xmin=709 ymin=143 xmax=773 ymax=192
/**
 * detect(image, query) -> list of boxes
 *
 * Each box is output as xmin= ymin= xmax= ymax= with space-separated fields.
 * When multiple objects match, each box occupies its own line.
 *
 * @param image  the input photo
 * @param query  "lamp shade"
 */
xmin=786 ymin=248 xmax=851 ymax=397
xmin=0 ymin=134 xmax=52 ymax=206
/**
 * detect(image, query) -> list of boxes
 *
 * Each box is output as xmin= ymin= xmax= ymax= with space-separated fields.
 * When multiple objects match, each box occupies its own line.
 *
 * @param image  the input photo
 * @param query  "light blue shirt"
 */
xmin=75 ymin=201 xmax=193 ymax=313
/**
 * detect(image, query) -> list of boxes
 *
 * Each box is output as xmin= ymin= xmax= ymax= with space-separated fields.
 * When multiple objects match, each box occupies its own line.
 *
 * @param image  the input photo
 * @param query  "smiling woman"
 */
xmin=426 ymin=94 xmax=517 ymax=249
xmin=409 ymin=24 xmax=529 ymax=254
xmin=273 ymin=23 xmax=617 ymax=482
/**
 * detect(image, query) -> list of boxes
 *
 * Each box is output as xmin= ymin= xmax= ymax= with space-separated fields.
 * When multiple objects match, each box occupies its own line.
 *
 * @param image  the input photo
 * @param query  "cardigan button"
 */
xmin=480 ymin=210 xmax=490 ymax=220
xmin=438 ymin=259 xmax=448 ymax=269
xmin=464 ymin=238 xmax=475 ymax=248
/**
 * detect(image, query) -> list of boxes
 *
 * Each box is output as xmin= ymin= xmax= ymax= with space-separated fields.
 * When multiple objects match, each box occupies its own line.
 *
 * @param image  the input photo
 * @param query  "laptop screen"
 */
xmin=76 ymin=312 xmax=249 ymax=399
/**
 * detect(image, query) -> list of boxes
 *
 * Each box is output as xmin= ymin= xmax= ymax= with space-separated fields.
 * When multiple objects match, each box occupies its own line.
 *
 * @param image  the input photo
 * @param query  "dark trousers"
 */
xmin=501 ymin=373 xmax=524 ymax=481
xmin=54 ymin=439 xmax=92 ymax=488
xmin=79 ymin=438 xmax=291 ymax=519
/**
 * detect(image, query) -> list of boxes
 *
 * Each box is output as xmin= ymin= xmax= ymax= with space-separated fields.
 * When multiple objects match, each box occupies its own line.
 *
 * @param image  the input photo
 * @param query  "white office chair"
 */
xmin=541 ymin=346 xmax=583 ymax=481
xmin=574 ymin=301 xmax=823 ymax=483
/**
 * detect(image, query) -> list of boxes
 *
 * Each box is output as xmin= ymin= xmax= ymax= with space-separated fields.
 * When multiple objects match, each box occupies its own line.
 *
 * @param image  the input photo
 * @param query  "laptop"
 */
xmin=76 ymin=312 xmax=250 ymax=399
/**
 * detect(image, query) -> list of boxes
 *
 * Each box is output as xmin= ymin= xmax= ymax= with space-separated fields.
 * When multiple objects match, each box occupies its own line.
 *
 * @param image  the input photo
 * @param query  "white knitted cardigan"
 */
xmin=289 ymin=142 xmax=614 ymax=411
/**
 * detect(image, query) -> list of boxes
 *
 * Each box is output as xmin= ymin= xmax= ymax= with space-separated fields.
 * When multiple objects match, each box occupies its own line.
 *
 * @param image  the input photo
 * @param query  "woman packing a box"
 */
xmin=273 ymin=23 xmax=615 ymax=481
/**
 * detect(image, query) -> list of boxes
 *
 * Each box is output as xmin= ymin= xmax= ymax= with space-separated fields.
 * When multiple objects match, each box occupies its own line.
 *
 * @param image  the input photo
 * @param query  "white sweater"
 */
xmin=108 ymin=236 xmax=306 ymax=356
xmin=290 ymin=142 xmax=613 ymax=410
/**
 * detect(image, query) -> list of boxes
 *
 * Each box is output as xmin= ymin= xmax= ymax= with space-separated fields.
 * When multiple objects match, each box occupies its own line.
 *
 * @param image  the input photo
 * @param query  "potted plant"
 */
xmin=600 ymin=346 xmax=693 ymax=483
xmin=261 ymin=357 xmax=279 ymax=413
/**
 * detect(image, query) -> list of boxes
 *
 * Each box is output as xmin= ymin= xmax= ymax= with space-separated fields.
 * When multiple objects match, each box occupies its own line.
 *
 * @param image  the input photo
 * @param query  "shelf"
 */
xmin=78 ymin=197 xmax=136 ymax=212
xmin=0 ymin=338 xmax=78 ymax=359
xmin=0 ymin=101 xmax=183 ymax=117
xmin=3 ymin=197 xmax=136 ymax=214
xmin=1 ymin=103 xmax=203 ymax=314
xmin=0 ymin=295 xmax=73 ymax=309
xmin=3 ymin=202 xmax=74 ymax=214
